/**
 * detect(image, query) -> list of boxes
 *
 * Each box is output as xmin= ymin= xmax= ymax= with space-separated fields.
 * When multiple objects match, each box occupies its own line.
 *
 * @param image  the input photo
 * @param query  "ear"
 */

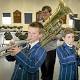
xmin=39 ymin=33 xmax=43 ymax=38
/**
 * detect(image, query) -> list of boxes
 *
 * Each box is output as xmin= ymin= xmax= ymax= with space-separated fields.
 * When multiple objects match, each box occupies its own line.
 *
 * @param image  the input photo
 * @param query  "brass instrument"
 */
xmin=40 ymin=0 xmax=72 ymax=47
xmin=0 ymin=40 xmax=30 ymax=57
xmin=77 ymin=39 xmax=80 ymax=48
xmin=0 ymin=0 xmax=72 ymax=57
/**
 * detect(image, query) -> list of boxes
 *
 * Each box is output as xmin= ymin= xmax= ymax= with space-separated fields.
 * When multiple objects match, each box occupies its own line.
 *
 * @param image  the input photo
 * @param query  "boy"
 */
xmin=56 ymin=28 xmax=80 ymax=80
xmin=6 ymin=22 xmax=47 ymax=80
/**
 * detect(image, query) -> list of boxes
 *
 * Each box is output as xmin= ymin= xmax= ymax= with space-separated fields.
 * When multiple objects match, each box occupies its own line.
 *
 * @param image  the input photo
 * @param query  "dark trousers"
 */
xmin=41 ymin=49 xmax=56 ymax=80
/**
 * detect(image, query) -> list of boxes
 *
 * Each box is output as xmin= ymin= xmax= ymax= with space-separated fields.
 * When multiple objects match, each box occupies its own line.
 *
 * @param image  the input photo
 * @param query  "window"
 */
xmin=2 ymin=13 xmax=11 ymax=25
xmin=24 ymin=13 xmax=32 ymax=24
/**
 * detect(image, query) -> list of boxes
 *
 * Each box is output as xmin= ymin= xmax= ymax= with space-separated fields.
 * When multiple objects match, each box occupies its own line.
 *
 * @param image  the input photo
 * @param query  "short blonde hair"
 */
xmin=61 ymin=27 xmax=75 ymax=37
xmin=29 ymin=22 xmax=44 ymax=34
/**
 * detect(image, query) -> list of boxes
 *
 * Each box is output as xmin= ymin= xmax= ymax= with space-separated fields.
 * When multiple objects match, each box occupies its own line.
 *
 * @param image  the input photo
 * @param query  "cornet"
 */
xmin=0 ymin=40 xmax=30 ymax=58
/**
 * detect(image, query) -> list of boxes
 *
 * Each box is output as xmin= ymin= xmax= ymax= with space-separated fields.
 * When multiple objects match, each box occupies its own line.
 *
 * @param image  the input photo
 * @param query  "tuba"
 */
xmin=40 ymin=0 xmax=72 ymax=47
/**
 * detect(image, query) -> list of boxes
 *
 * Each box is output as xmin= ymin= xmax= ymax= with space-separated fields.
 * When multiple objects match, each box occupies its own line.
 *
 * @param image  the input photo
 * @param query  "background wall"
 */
xmin=0 ymin=0 xmax=80 ymax=31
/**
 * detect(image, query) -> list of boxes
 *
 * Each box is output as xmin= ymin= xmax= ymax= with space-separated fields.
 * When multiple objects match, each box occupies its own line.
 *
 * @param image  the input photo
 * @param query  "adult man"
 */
xmin=6 ymin=22 xmax=47 ymax=80
xmin=40 ymin=6 xmax=56 ymax=80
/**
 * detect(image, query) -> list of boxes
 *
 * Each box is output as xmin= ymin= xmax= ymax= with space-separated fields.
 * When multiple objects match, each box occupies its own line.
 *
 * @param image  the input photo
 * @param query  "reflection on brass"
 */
xmin=0 ymin=40 xmax=30 ymax=57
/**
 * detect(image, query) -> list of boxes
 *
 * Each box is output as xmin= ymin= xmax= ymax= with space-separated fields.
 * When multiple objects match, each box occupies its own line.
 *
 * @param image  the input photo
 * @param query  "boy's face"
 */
xmin=62 ymin=33 xmax=74 ymax=45
xmin=27 ymin=26 xmax=42 ymax=43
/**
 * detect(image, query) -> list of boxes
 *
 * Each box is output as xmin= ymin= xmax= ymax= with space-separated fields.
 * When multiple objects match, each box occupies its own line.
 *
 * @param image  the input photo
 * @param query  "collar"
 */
xmin=63 ymin=42 xmax=75 ymax=49
xmin=65 ymin=43 xmax=73 ymax=47
xmin=30 ymin=40 xmax=39 ymax=48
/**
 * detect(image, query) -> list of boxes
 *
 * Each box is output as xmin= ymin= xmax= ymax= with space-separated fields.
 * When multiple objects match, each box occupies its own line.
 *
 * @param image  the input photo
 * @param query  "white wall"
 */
xmin=65 ymin=0 xmax=80 ymax=18
xmin=0 ymin=0 xmax=58 ymax=31
xmin=0 ymin=0 xmax=80 ymax=31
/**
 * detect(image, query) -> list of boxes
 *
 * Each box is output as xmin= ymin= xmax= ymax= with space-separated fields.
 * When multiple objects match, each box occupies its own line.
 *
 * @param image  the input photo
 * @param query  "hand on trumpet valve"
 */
xmin=7 ymin=46 xmax=21 ymax=56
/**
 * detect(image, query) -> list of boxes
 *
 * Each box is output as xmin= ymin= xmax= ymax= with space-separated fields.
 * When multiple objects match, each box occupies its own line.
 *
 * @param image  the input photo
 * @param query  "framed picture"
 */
xmin=13 ymin=10 xmax=21 ymax=23
xmin=36 ymin=11 xmax=43 ymax=22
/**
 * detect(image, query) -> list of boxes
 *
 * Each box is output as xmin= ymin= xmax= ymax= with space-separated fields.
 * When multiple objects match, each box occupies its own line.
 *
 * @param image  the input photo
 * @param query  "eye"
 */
xmin=72 ymin=36 xmax=74 ymax=38
xmin=28 ymin=32 xmax=30 ymax=34
xmin=67 ymin=36 xmax=74 ymax=38
xmin=67 ymin=36 xmax=71 ymax=38
xmin=43 ymin=11 xmax=49 ymax=14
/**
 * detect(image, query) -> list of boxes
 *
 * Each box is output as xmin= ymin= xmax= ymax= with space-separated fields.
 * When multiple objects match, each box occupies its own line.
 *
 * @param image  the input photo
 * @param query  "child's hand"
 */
xmin=7 ymin=46 xmax=21 ymax=56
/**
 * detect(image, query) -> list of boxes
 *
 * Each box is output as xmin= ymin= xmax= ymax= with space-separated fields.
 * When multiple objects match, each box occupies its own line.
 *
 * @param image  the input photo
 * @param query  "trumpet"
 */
xmin=0 ymin=40 xmax=30 ymax=57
